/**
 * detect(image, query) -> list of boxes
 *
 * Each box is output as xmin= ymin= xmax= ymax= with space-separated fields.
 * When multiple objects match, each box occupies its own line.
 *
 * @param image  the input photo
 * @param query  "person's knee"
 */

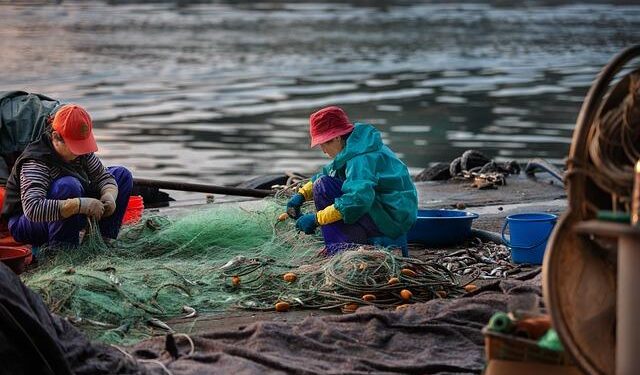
xmin=7 ymin=218 xmax=25 ymax=243
xmin=7 ymin=216 xmax=45 ymax=246
xmin=312 ymin=176 xmax=343 ymax=210
xmin=109 ymin=166 xmax=133 ymax=191
xmin=312 ymin=175 xmax=334 ymax=195
xmin=49 ymin=176 xmax=84 ymax=199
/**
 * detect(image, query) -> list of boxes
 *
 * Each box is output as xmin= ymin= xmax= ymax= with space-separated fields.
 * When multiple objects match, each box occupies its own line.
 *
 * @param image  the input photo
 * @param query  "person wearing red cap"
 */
xmin=0 ymin=104 xmax=133 ymax=249
xmin=287 ymin=106 xmax=417 ymax=256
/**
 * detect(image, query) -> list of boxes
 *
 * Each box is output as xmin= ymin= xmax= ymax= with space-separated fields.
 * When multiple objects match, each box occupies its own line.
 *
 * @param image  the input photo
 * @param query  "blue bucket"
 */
xmin=501 ymin=213 xmax=557 ymax=264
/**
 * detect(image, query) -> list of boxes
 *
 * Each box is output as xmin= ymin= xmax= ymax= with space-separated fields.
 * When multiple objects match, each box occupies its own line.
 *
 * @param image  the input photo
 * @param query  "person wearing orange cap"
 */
xmin=0 ymin=104 xmax=132 ymax=249
xmin=286 ymin=106 xmax=417 ymax=256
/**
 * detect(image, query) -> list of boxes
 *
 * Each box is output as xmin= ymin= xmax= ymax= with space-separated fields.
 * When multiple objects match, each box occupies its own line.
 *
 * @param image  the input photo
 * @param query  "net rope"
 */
xmin=566 ymin=71 xmax=640 ymax=215
xmin=23 ymin=195 xmax=460 ymax=344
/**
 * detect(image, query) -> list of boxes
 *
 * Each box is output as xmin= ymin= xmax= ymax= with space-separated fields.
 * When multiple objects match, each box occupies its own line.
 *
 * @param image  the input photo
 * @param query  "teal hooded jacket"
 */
xmin=319 ymin=123 xmax=417 ymax=239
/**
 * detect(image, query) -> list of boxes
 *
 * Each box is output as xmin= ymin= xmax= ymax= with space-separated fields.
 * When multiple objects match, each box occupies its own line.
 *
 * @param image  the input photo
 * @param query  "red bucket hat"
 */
xmin=52 ymin=104 xmax=98 ymax=155
xmin=309 ymin=106 xmax=354 ymax=147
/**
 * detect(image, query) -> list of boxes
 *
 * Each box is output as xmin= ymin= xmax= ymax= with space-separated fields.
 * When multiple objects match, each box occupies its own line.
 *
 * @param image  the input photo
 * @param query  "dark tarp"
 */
xmin=0 ymin=157 xmax=8 ymax=187
xmin=0 ymin=262 xmax=146 ymax=375
xmin=131 ymin=272 xmax=542 ymax=375
xmin=0 ymin=91 xmax=60 ymax=185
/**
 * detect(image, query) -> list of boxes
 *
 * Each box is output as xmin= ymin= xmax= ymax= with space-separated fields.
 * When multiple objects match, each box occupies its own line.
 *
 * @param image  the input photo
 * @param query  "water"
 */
xmin=1 ymin=1 xmax=639 ymax=192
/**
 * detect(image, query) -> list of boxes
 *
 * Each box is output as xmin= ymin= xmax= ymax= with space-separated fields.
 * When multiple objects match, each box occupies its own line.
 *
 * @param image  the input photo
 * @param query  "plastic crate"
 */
xmin=483 ymin=327 xmax=573 ymax=366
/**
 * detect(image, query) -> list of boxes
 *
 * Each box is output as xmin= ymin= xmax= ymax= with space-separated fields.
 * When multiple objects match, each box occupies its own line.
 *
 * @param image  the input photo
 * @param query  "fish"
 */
xmin=109 ymin=273 xmax=121 ymax=286
xmin=148 ymin=317 xmax=174 ymax=332
xmin=182 ymin=305 xmax=197 ymax=318
xmin=220 ymin=255 xmax=248 ymax=270
xmin=68 ymin=316 xmax=115 ymax=328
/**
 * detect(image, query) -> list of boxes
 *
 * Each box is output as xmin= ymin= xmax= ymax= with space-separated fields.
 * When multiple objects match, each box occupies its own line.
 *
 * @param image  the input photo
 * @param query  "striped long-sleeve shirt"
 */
xmin=19 ymin=153 xmax=116 ymax=222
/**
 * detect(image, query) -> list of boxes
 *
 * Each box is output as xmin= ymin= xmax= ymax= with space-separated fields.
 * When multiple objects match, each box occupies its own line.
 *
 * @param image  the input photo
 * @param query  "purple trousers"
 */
xmin=8 ymin=166 xmax=133 ymax=247
xmin=313 ymin=176 xmax=382 ymax=255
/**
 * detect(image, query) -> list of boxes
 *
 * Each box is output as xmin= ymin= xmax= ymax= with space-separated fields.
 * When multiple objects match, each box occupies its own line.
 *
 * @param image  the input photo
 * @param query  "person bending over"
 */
xmin=287 ymin=106 xmax=417 ymax=256
xmin=1 ymin=104 xmax=133 ymax=248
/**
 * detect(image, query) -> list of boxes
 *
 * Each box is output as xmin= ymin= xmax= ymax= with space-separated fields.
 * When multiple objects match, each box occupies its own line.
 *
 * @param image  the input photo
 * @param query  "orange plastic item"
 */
xmin=0 ymin=234 xmax=32 ymax=266
xmin=122 ymin=195 xmax=144 ymax=225
xmin=515 ymin=316 xmax=552 ymax=340
xmin=0 ymin=187 xmax=6 ymax=234
xmin=275 ymin=301 xmax=290 ymax=312
xmin=0 ymin=245 xmax=32 ymax=275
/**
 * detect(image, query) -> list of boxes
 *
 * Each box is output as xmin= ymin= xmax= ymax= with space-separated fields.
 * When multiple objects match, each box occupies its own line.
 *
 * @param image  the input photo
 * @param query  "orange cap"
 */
xmin=52 ymin=104 xmax=98 ymax=155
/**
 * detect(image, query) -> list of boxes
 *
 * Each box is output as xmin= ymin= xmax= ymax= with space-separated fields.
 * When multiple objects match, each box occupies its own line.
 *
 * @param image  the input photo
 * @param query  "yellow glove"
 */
xmin=298 ymin=181 xmax=313 ymax=201
xmin=316 ymin=204 xmax=342 ymax=225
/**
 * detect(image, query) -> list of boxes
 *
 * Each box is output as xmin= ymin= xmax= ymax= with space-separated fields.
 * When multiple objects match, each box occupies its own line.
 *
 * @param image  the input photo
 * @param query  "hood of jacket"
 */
xmin=330 ymin=123 xmax=382 ymax=171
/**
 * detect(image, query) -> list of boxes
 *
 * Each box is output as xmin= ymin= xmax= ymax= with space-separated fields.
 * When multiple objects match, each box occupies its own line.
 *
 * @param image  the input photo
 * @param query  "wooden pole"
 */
xmin=133 ymin=177 xmax=274 ymax=198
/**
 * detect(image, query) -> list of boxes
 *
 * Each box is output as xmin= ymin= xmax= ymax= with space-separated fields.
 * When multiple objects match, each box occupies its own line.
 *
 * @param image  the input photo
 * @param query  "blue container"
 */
xmin=501 ymin=213 xmax=557 ymax=265
xmin=407 ymin=209 xmax=479 ymax=247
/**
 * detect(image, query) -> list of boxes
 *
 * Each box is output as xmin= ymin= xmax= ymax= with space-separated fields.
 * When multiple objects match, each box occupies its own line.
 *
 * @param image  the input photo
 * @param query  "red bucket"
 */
xmin=0 ymin=236 xmax=33 ymax=267
xmin=122 ymin=195 xmax=144 ymax=225
xmin=0 ymin=186 xmax=6 ymax=234
xmin=0 ymin=245 xmax=32 ymax=275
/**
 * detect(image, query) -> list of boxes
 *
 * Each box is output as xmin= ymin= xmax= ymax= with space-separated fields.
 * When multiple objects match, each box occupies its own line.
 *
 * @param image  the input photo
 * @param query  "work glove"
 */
xmin=78 ymin=197 xmax=105 ymax=220
xmin=296 ymin=213 xmax=318 ymax=235
xmin=100 ymin=192 xmax=117 ymax=218
xmin=286 ymin=193 xmax=305 ymax=219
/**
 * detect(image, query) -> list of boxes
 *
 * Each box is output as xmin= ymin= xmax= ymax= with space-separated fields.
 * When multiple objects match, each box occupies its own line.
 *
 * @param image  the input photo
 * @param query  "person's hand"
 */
xmin=296 ymin=213 xmax=318 ymax=234
xmin=78 ymin=197 xmax=104 ymax=220
xmin=286 ymin=193 xmax=305 ymax=219
xmin=100 ymin=192 xmax=116 ymax=217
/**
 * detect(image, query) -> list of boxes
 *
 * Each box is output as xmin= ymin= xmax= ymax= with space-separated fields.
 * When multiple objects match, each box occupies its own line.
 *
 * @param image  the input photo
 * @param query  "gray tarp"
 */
xmin=131 ymin=272 xmax=542 ymax=375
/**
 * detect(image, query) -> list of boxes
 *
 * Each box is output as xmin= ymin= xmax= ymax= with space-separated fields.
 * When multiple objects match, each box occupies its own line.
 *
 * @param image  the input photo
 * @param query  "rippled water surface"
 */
xmin=2 ymin=1 xmax=640 ymax=189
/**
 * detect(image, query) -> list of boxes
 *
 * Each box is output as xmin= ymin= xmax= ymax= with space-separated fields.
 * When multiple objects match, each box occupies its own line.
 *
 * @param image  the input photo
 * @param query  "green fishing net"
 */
xmin=22 ymin=198 xmax=460 ymax=345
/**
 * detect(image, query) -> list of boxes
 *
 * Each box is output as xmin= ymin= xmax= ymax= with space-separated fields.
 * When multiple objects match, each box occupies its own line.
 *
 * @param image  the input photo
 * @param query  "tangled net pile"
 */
xmin=224 ymin=246 xmax=460 ymax=312
xmin=22 ymin=198 xmax=460 ymax=345
xmin=570 ymin=70 xmax=640 ymax=214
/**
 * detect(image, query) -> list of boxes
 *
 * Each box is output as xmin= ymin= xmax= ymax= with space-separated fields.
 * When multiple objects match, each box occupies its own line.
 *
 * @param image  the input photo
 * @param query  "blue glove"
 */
xmin=286 ymin=193 xmax=305 ymax=219
xmin=296 ymin=213 xmax=318 ymax=234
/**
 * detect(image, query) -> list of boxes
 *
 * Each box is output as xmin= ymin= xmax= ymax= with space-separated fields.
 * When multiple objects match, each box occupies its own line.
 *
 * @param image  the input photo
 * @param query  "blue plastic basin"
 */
xmin=407 ymin=209 xmax=479 ymax=247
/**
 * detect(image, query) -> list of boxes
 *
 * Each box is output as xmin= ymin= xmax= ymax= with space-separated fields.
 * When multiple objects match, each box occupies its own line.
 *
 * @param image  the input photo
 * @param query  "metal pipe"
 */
xmin=470 ymin=228 xmax=503 ymax=244
xmin=133 ymin=177 xmax=274 ymax=198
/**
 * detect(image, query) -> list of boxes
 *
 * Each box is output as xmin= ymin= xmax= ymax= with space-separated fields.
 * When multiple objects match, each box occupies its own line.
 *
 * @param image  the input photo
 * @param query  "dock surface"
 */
xmin=162 ymin=173 xmax=564 ymax=339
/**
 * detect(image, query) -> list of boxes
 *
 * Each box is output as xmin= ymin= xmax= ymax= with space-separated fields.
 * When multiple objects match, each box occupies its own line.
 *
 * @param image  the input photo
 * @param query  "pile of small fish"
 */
xmin=420 ymin=239 xmax=529 ymax=283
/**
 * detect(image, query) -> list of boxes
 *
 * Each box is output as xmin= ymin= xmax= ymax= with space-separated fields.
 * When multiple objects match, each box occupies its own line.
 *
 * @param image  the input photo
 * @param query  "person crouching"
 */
xmin=1 ymin=104 xmax=132 ymax=249
xmin=288 ymin=106 xmax=417 ymax=256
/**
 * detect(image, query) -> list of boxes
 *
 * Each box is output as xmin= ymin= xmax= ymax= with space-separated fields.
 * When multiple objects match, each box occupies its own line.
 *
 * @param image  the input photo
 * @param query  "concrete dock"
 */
xmin=165 ymin=172 xmax=565 ymax=337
